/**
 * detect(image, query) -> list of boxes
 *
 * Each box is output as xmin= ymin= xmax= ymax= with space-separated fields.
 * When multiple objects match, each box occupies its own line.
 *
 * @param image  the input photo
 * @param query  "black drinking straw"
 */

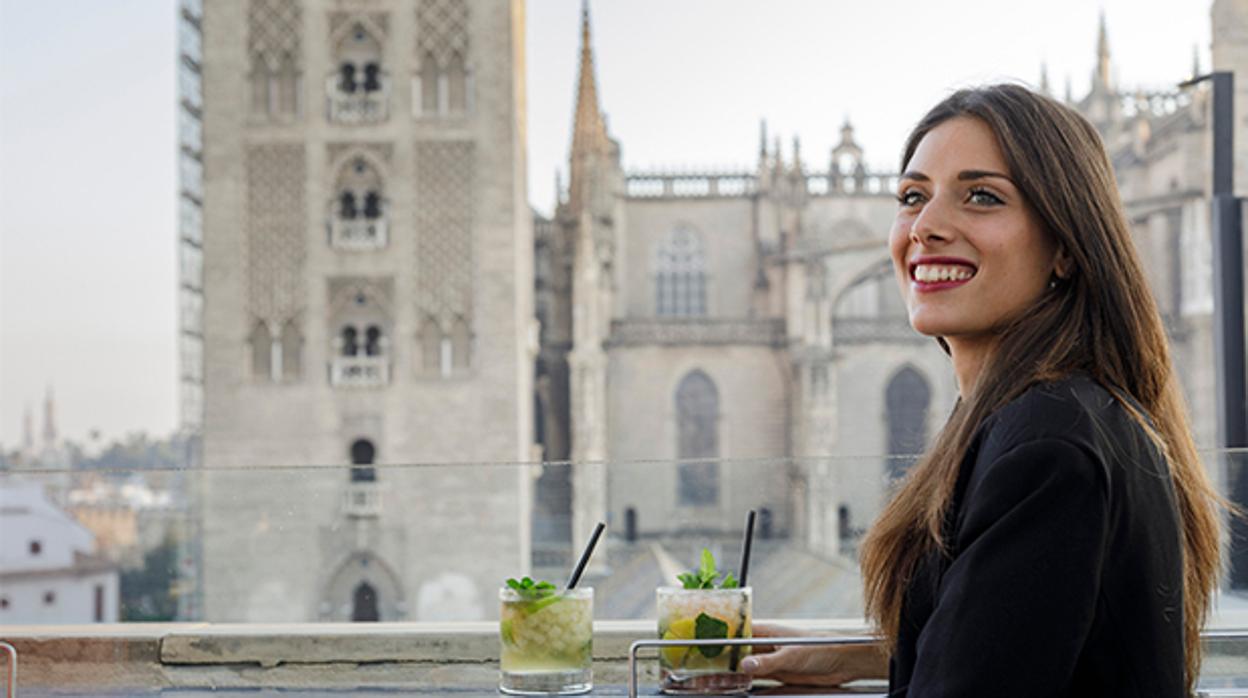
xmin=728 ymin=509 xmax=757 ymax=671
xmin=565 ymin=521 xmax=606 ymax=589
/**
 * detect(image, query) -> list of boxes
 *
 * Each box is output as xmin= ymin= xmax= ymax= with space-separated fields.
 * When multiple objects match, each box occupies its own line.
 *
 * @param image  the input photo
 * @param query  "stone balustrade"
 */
xmin=624 ymin=171 xmax=899 ymax=199
xmin=325 ymin=75 xmax=390 ymax=124
xmin=609 ymin=318 xmax=787 ymax=347
xmin=330 ymin=356 xmax=389 ymax=388
xmin=329 ymin=216 xmax=388 ymax=251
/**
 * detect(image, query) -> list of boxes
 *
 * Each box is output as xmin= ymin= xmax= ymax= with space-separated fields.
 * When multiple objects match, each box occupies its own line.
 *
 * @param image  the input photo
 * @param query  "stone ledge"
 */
xmin=2 ymin=619 xmax=1247 ymax=690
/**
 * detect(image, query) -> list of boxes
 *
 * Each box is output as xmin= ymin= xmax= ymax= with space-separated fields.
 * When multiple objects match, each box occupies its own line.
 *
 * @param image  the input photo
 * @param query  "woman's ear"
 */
xmin=1052 ymin=245 xmax=1073 ymax=280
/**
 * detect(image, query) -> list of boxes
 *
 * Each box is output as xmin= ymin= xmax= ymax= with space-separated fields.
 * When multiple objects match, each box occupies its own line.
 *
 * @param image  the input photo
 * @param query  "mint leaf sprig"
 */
xmin=506 ymin=576 xmax=557 ymax=600
xmin=676 ymin=548 xmax=741 ymax=589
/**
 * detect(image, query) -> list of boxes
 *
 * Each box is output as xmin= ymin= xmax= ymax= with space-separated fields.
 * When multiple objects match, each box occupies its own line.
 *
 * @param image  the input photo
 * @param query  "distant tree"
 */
xmin=120 ymin=534 xmax=179 ymax=621
xmin=75 ymin=432 xmax=187 ymax=473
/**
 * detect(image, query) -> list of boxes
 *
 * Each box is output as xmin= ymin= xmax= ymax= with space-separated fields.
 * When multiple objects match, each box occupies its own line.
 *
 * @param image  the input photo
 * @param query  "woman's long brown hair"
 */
xmin=858 ymin=84 xmax=1223 ymax=693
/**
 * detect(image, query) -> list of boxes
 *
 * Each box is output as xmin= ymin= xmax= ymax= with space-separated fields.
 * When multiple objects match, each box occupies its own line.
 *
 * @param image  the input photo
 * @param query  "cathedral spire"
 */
xmin=1191 ymin=43 xmax=1201 ymax=80
xmin=42 ymin=385 xmax=57 ymax=446
xmin=567 ymin=0 xmax=611 ymax=216
xmin=1039 ymin=61 xmax=1051 ymax=96
xmin=22 ymin=402 xmax=34 ymax=453
xmin=570 ymin=0 xmax=609 ymax=163
xmin=1095 ymin=10 xmax=1112 ymax=89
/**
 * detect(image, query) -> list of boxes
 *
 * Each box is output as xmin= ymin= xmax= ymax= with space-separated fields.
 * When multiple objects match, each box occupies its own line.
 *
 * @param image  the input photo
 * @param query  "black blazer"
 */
xmin=889 ymin=373 xmax=1186 ymax=697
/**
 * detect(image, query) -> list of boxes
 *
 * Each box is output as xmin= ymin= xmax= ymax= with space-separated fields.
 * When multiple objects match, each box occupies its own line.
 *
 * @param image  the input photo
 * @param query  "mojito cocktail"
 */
xmin=499 ymin=582 xmax=593 ymax=695
xmin=657 ymin=586 xmax=753 ymax=694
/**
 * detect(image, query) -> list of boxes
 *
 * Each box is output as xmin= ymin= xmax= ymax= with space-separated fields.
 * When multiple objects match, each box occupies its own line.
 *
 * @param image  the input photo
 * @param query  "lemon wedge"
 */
xmin=661 ymin=616 xmax=697 ymax=666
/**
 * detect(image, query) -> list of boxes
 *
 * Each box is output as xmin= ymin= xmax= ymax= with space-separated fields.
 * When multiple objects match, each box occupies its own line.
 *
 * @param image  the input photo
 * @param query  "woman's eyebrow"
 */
xmin=957 ymin=169 xmax=1013 ymax=183
xmin=898 ymin=169 xmax=1015 ymax=184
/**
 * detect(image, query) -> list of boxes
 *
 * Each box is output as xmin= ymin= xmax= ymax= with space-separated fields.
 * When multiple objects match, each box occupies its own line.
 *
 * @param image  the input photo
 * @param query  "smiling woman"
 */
xmin=873 ymin=84 xmax=1223 ymax=697
xmin=742 ymin=84 xmax=1225 ymax=697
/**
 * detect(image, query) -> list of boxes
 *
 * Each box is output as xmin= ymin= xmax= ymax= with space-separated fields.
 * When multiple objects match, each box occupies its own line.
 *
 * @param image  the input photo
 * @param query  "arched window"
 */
xmin=327 ymin=22 xmax=386 ymax=124
xmin=249 ymin=321 xmax=272 ymax=380
xmin=249 ymin=54 xmax=271 ymax=116
xmin=676 ymin=370 xmax=719 ymax=505
xmin=350 ymin=438 xmax=376 ymax=482
xmin=655 ymin=226 xmax=707 ymax=317
xmin=363 ymin=62 xmax=382 ymax=93
xmin=331 ymin=157 xmax=386 ymax=249
xmin=339 ymin=62 xmax=357 ymax=93
xmin=450 ymin=316 xmax=471 ymax=370
xmin=363 ymin=191 xmax=382 ymax=220
xmin=447 ymin=51 xmax=466 ymax=112
xmin=341 ymin=326 xmax=359 ymax=357
xmin=339 ymin=191 xmax=358 ymax=219
xmin=277 ymin=52 xmax=299 ymax=116
xmin=418 ymin=317 xmax=442 ymax=373
xmin=885 ymin=366 xmax=930 ymax=479
xmin=364 ymin=325 xmax=383 ymax=357
xmin=281 ymin=319 xmax=302 ymax=380
xmin=419 ymin=51 xmax=439 ymax=115
xmin=352 ymin=581 xmax=379 ymax=622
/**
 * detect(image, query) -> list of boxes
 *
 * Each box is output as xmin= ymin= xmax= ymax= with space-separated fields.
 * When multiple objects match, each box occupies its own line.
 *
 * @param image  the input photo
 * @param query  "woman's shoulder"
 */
xmin=978 ymin=372 xmax=1139 ymax=463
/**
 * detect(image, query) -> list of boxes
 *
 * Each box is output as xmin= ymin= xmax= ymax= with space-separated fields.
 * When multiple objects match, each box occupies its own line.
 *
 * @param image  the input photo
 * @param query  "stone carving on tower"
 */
xmin=247 ymin=0 xmax=302 ymax=120
xmin=415 ymin=0 xmax=471 ymax=116
xmin=245 ymin=143 xmax=307 ymax=382
xmin=415 ymin=140 xmax=476 ymax=375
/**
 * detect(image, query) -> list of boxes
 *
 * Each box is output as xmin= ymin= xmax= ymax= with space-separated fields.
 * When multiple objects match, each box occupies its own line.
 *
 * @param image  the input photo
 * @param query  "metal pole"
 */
xmin=1186 ymin=71 xmax=1248 ymax=587
xmin=0 ymin=641 xmax=16 ymax=698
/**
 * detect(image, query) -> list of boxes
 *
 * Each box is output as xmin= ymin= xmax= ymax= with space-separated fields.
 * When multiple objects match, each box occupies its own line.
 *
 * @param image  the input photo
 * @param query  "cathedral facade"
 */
xmin=535 ymin=1 xmax=1248 ymax=563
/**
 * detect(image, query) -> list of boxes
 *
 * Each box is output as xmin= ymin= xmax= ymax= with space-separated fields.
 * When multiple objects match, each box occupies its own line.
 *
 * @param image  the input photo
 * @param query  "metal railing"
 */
xmin=0 ymin=641 xmax=15 ymax=698
xmin=628 ymin=635 xmax=877 ymax=698
xmin=627 ymin=633 xmax=1248 ymax=698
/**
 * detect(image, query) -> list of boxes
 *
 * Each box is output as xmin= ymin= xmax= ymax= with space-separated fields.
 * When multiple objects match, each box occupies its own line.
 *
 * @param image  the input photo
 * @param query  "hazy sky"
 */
xmin=0 ymin=0 xmax=1215 ymax=446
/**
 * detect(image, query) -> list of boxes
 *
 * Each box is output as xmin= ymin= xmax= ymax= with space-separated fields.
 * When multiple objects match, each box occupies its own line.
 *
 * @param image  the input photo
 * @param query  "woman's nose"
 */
xmin=910 ymin=195 xmax=954 ymax=245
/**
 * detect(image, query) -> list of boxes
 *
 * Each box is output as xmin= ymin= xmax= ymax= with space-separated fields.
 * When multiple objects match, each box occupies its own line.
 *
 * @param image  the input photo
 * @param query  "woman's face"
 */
xmin=889 ymin=116 xmax=1059 ymax=343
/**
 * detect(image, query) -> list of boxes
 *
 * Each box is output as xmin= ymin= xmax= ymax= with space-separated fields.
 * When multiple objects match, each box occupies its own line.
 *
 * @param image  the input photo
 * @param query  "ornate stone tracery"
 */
xmin=415 ymin=0 xmax=468 ymax=69
xmin=415 ymin=0 xmax=470 ymax=114
xmin=415 ymin=141 xmax=475 ymax=364
xmin=248 ymin=0 xmax=302 ymax=117
xmin=246 ymin=143 xmax=307 ymax=331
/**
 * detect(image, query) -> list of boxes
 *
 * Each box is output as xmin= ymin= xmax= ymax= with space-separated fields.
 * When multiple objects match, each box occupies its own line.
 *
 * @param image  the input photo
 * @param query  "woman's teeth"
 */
xmin=914 ymin=265 xmax=975 ymax=283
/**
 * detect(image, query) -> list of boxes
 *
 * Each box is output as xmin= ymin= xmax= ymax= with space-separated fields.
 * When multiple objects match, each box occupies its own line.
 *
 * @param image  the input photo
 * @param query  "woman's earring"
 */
xmin=1049 ymin=276 xmax=1059 ymax=290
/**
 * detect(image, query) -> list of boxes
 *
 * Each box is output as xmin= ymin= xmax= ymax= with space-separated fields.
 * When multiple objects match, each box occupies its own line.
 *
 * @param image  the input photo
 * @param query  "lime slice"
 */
xmin=661 ymin=616 xmax=697 ymax=667
xmin=500 ymin=618 xmax=515 ymax=646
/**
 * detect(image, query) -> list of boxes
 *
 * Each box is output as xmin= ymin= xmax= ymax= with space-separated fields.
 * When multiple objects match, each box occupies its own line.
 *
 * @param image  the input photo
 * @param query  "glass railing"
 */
xmin=2 ymin=449 xmax=1248 ymax=694
xmin=4 ymin=449 xmax=1248 ymax=625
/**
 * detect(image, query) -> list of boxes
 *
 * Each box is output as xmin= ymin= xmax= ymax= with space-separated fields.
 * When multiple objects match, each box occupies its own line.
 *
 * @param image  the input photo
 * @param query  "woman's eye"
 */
xmin=968 ymin=188 xmax=1004 ymax=206
xmin=896 ymin=190 xmax=925 ymax=207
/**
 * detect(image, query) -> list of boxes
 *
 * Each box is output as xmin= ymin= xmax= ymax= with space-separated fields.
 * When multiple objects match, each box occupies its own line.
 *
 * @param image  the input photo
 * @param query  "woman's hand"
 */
xmin=739 ymin=623 xmax=888 ymax=687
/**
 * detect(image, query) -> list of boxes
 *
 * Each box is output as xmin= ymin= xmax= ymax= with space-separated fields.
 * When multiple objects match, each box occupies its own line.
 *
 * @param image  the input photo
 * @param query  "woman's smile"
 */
xmin=908 ymin=256 xmax=978 ymax=292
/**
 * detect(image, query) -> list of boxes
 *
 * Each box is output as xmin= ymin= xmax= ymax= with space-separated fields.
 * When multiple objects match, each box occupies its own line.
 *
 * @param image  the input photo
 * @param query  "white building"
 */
xmin=0 ymin=483 xmax=119 ymax=624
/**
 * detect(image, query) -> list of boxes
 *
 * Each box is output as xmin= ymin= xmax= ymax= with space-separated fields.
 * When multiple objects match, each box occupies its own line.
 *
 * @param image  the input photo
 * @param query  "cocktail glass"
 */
xmin=656 ymin=586 xmax=752 ymax=695
xmin=499 ymin=586 xmax=593 ymax=695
